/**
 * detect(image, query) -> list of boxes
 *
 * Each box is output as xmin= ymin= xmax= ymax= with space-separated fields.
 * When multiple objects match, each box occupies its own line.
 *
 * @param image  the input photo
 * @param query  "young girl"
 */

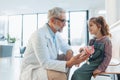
xmin=71 ymin=16 xmax=112 ymax=80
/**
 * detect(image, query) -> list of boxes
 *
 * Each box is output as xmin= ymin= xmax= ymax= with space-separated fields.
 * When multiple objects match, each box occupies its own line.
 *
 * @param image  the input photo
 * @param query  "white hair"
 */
xmin=47 ymin=7 xmax=66 ymax=20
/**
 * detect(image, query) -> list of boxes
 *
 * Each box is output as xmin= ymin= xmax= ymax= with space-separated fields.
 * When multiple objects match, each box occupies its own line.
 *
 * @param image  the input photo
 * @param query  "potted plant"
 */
xmin=7 ymin=34 xmax=16 ymax=43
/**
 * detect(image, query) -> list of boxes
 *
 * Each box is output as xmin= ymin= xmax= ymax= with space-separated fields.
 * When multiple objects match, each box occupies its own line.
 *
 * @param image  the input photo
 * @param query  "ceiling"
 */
xmin=0 ymin=0 xmax=105 ymax=15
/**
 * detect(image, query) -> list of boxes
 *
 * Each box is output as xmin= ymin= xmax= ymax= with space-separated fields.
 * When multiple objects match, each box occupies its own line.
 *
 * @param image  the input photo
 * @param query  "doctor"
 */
xmin=20 ymin=7 xmax=89 ymax=80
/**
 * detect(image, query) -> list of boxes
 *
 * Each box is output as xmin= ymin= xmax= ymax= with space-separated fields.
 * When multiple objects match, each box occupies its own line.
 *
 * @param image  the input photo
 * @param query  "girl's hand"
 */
xmin=93 ymin=69 xmax=101 ymax=78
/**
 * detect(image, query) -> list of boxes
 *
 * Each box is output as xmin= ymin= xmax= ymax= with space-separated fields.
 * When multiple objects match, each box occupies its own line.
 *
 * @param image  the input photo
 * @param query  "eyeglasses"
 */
xmin=54 ymin=17 xmax=67 ymax=23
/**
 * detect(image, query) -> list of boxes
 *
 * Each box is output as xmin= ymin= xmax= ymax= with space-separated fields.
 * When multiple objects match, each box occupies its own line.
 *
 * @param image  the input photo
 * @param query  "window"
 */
xmin=70 ymin=11 xmax=87 ymax=46
xmin=7 ymin=11 xmax=88 ymax=48
xmin=0 ymin=16 xmax=8 ymax=40
xmin=9 ymin=15 xmax=22 ymax=45
xmin=38 ymin=14 xmax=47 ymax=28
xmin=23 ymin=14 xmax=37 ymax=46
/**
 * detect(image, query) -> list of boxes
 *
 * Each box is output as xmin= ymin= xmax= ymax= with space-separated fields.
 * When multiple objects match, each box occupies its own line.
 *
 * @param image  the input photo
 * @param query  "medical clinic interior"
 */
xmin=0 ymin=0 xmax=120 ymax=80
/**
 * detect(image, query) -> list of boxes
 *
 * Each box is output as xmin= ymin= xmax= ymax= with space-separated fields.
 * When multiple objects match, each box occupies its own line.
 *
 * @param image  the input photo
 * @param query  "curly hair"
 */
xmin=89 ymin=16 xmax=111 ymax=37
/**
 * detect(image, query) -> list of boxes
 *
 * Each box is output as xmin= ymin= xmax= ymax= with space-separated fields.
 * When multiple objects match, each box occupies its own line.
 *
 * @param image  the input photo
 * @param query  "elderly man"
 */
xmin=19 ymin=7 xmax=89 ymax=80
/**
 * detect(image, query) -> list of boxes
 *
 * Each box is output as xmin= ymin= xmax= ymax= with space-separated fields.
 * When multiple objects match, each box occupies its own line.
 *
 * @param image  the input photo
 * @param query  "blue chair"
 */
xmin=20 ymin=46 xmax=26 ymax=58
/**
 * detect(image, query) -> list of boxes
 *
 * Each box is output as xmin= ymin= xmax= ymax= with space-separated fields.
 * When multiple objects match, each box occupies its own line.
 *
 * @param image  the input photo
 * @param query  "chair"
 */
xmin=20 ymin=46 xmax=26 ymax=58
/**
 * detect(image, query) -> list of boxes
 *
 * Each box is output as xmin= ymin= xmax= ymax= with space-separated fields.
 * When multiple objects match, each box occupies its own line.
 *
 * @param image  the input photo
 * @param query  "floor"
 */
xmin=0 ymin=57 xmax=22 ymax=80
xmin=0 ymin=45 xmax=113 ymax=80
xmin=0 ymin=42 xmax=23 ymax=80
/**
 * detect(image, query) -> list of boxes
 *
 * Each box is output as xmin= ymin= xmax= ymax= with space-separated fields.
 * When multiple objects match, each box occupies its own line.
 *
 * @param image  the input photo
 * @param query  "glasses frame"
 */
xmin=54 ymin=17 xmax=67 ymax=23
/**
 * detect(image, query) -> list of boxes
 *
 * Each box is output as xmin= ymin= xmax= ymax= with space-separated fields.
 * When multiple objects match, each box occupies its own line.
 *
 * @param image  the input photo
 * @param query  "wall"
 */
xmin=117 ymin=0 xmax=120 ymax=21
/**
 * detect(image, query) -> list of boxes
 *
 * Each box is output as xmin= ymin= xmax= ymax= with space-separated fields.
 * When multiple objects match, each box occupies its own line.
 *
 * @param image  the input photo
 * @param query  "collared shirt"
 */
xmin=47 ymin=23 xmax=58 ymax=53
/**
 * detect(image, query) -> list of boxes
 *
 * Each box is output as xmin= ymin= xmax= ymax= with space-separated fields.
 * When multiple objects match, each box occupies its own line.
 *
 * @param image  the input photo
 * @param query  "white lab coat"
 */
xmin=19 ymin=23 xmax=71 ymax=80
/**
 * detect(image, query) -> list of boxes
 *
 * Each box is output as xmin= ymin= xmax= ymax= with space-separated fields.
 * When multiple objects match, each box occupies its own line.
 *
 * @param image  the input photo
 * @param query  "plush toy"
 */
xmin=80 ymin=45 xmax=95 ymax=64
xmin=82 ymin=45 xmax=94 ymax=54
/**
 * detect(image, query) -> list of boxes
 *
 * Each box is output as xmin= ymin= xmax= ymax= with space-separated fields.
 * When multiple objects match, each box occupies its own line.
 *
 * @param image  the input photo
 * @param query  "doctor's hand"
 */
xmin=65 ymin=50 xmax=73 ymax=61
xmin=66 ymin=53 xmax=90 ymax=68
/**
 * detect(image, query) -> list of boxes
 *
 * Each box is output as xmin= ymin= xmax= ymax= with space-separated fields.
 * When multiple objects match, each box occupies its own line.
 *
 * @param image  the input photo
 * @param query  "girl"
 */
xmin=71 ymin=16 xmax=112 ymax=80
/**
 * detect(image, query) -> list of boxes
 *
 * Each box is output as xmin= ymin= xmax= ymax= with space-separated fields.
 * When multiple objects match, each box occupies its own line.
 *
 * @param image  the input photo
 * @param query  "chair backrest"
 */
xmin=20 ymin=46 xmax=26 ymax=54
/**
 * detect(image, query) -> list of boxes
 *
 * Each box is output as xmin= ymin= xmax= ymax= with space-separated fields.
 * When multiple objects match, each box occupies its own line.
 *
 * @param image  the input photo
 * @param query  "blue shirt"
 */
xmin=47 ymin=23 xmax=58 ymax=52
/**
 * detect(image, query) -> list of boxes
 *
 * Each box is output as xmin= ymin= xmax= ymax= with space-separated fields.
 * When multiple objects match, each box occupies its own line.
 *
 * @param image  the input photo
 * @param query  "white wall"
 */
xmin=89 ymin=0 xmax=120 ymax=25
xmin=117 ymin=0 xmax=120 ymax=21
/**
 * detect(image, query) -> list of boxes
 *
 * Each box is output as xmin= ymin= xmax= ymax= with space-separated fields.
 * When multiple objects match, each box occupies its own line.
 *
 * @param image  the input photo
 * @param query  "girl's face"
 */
xmin=88 ymin=21 xmax=100 ymax=35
